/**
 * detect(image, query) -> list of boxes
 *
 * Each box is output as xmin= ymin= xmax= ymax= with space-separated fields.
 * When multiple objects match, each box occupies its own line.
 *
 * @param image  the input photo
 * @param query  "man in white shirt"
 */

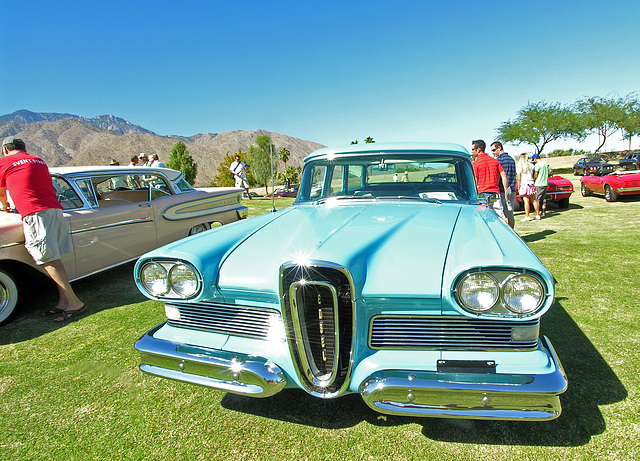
xmin=229 ymin=154 xmax=251 ymax=199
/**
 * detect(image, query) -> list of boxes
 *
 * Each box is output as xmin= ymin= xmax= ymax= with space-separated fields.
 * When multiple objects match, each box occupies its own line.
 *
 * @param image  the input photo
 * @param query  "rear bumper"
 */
xmin=135 ymin=323 xmax=286 ymax=397
xmin=358 ymin=336 xmax=567 ymax=421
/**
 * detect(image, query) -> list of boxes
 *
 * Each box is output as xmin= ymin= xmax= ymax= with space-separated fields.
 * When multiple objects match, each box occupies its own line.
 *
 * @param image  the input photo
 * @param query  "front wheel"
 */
xmin=557 ymin=197 xmax=570 ymax=209
xmin=0 ymin=269 xmax=20 ymax=326
xmin=581 ymin=183 xmax=591 ymax=197
xmin=604 ymin=185 xmax=618 ymax=202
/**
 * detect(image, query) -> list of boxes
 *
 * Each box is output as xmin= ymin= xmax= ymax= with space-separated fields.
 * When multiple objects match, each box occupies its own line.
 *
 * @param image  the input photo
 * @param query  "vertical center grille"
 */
xmin=281 ymin=263 xmax=354 ymax=398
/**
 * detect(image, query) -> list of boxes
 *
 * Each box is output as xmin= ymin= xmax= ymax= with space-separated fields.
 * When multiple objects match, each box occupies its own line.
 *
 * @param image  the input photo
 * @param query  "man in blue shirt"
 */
xmin=491 ymin=141 xmax=516 ymax=229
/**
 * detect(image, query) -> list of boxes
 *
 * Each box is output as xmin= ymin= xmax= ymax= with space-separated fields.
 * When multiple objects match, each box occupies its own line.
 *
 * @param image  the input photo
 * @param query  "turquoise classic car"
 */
xmin=134 ymin=142 xmax=567 ymax=421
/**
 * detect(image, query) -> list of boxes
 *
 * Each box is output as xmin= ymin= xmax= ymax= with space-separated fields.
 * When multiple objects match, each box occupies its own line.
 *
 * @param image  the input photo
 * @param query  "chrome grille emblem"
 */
xmin=289 ymin=281 xmax=339 ymax=386
xmin=280 ymin=262 xmax=355 ymax=398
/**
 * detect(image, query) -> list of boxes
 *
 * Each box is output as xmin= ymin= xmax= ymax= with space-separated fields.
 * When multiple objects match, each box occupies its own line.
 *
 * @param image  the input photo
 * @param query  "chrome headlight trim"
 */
xmin=140 ymin=262 xmax=169 ymax=297
xmin=169 ymin=263 xmax=199 ymax=298
xmin=501 ymin=273 xmax=545 ymax=314
xmin=138 ymin=259 xmax=202 ymax=300
xmin=453 ymin=268 xmax=549 ymax=317
xmin=456 ymin=272 xmax=500 ymax=312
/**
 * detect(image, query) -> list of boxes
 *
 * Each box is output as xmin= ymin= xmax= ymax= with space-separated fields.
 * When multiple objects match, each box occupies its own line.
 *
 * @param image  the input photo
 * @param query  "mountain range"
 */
xmin=0 ymin=110 xmax=325 ymax=186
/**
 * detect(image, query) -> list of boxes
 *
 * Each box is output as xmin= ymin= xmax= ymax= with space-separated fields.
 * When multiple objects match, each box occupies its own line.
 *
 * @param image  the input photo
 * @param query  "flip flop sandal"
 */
xmin=54 ymin=305 xmax=87 ymax=322
xmin=42 ymin=307 xmax=64 ymax=317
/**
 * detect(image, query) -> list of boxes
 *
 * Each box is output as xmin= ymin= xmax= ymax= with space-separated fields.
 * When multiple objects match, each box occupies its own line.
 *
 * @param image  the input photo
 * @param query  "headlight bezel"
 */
xmin=453 ymin=268 xmax=549 ymax=317
xmin=138 ymin=259 xmax=202 ymax=300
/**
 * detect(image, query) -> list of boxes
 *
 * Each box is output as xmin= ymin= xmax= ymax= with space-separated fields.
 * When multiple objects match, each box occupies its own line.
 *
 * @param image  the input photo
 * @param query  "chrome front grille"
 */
xmin=370 ymin=316 xmax=539 ymax=350
xmin=167 ymin=302 xmax=282 ymax=340
xmin=281 ymin=263 xmax=355 ymax=397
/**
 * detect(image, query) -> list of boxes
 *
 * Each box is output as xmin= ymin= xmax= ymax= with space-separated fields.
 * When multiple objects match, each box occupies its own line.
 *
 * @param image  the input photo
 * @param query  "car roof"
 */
xmin=304 ymin=142 xmax=470 ymax=162
xmin=49 ymin=166 xmax=183 ymax=182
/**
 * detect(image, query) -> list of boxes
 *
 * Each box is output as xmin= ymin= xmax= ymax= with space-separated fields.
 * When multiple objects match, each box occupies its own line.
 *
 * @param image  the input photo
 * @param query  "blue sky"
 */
xmin=2 ymin=0 xmax=639 ymax=153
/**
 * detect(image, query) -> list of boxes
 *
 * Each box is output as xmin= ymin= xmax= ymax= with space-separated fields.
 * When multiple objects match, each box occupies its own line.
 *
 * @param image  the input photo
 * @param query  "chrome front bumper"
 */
xmin=135 ymin=323 xmax=286 ymax=397
xmin=359 ymin=336 xmax=567 ymax=421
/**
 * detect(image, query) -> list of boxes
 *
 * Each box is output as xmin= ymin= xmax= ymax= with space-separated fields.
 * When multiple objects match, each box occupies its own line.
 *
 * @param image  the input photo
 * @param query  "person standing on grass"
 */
xmin=230 ymin=154 xmax=252 ymax=199
xmin=516 ymin=153 xmax=538 ymax=221
xmin=0 ymin=137 xmax=85 ymax=322
xmin=491 ymin=141 xmax=516 ymax=229
xmin=472 ymin=139 xmax=509 ymax=222
xmin=533 ymin=153 xmax=549 ymax=218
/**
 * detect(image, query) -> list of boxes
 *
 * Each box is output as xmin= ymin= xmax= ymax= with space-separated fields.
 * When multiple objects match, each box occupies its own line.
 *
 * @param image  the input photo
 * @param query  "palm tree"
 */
xmin=278 ymin=147 xmax=291 ymax=170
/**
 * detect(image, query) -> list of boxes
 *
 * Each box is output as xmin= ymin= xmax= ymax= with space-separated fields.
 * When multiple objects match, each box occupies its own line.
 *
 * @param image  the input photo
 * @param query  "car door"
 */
xmin=66 ymin=174 xmax=157 ymax=278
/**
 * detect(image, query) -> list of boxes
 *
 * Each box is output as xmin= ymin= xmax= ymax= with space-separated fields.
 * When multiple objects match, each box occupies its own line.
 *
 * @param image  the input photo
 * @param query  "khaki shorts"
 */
xmin=23 ymin=208 xmax=72 ymax=265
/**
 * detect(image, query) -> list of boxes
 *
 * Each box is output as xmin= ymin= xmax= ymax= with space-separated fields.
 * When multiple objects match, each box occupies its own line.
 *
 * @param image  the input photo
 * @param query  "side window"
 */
xmin=309 ymin=165 xmax=328 ymax=199
xmin=175 ymin=178 xmax=194 ymax=192
xmin=51 ymin=176 xmax=84 ymax=210
xmin=75 ymin=179 xmax=98 ymax=207
xmin=146 ymin=175 xmax=172 ymax=199
xmin=346 ymin=165 xmax=364 ymax=192
xmin=328 ymin=165 xmax=344 ymax=196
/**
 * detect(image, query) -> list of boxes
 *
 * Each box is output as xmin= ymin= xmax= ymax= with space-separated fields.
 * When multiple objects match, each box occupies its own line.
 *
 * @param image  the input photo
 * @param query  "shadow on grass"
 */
xmin=222 ymin=299 xmax=625 ymax=447
xmin=521 ymin=230 xmax=557 ymax=243
xmin=0 ymin=261 xmax=146 ymax=345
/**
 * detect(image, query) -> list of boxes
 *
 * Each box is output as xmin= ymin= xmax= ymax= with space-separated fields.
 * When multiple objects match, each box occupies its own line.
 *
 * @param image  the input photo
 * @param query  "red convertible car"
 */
xmin=515 ymin=175 xmax=574 ymax=210
xmin=581 ymin=168 xmax=640 ymax=202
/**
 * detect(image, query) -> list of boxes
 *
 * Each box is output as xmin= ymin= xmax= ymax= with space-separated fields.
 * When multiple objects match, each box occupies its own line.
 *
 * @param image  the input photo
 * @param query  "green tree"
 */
xmin=618 ymin=93 xmax=640 ymax=150
xmin=278 ymin=166 xmax=302 ymax=186
xmin=496 ymin=101 xmax=582 ymax=156
xmin=212 ymin=150 xmax=255 ymax=187
xmin=576 ymin=96 xmax=625 ymax=152
xmin=364 ymin=136 xmax=375 ymax=143
xmin=278 ymin=147 xmax=291 ymax=170
xmin=167 ymin=141 xmax=197 ymax=185
xmin=248 ymin=135 xmax=277 ymax=193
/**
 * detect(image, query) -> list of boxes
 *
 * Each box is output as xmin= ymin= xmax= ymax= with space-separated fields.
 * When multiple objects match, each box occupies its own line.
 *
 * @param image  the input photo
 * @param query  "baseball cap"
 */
xmin=138 ymin=153 xmax=147 ymax=158
xmin=2 ymin=136 xmax=23 ymax=147
xmin=532 ymin=153 xmax=540 ymax=160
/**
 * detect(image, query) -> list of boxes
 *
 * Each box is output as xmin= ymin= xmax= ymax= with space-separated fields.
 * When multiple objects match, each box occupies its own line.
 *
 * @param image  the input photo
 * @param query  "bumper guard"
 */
xmin=135 ymin=323 xmax=286 ymax=397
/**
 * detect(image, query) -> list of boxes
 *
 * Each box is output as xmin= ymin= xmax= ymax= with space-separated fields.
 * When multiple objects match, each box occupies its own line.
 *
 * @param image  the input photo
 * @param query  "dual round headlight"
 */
xmin=140 ymin=261 xmax=200 ymax=299
xmin=457 ymin=272 xmax=545 ymax=315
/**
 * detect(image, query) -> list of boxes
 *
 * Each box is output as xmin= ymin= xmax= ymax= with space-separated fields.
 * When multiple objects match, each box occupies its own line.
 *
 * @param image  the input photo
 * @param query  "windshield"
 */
xmin=296 ymin=152 xmax=476 ymax=203
xmin=585 ymin=157 xmax=604 ymax=164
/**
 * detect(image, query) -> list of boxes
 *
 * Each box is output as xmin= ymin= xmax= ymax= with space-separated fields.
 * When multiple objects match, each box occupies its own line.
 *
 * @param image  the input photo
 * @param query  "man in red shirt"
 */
xmin=472 ymin=140 xmax=509 ymax=221
xmin=0 ymin=137 xmax=84 ymax=322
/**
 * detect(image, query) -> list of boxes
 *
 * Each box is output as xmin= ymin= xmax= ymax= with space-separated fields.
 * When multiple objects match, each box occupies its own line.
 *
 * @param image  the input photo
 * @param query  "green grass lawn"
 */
xmin=1 ymin=185 xmax=639 ymax=460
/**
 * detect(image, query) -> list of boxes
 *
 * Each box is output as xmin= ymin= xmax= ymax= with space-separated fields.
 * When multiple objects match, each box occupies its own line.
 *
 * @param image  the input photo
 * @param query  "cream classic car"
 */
xmin=0 ymin=166 xmax=247 ymax=325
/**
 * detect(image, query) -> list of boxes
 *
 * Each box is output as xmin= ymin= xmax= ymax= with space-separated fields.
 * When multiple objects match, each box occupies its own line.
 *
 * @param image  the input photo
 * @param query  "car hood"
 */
xmin=149 ymin=200 xmax=545 ymax=303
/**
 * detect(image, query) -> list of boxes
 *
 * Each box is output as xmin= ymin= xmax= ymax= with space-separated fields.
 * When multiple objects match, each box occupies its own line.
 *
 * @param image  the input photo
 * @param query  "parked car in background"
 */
xmin=618 ymin=152 xmax=640 ymax=170
xmin=242 ymin=191 xmax=263 ymax=198
xmin=580 ymin=166 xmax=640 ymax=202
xmin=267 ymin=185 xmax=299 ymax=197
xmin=515 ymin=175 xmax=573 ymax=210
xmin=0 ymin=166 xmax=247 ymax=325
xmin=573 ymin=156 xmax=614 ymax=176
xmin=134 ymin=142 xmax=567 ymax=421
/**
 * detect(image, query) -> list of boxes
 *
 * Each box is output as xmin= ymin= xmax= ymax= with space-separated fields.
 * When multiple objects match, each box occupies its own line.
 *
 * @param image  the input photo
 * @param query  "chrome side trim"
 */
xmin=617 ymin=186 xmax=640 ymax=192
xmin=70 ymin=217 xmax=153 ymax=234
xmin=135 ymin=323 xmax=286 ymax=397
xmin=359 ymin=336 xmax=567 ymax=421
xmin=0 ymin=241 xmax=24 ymax=250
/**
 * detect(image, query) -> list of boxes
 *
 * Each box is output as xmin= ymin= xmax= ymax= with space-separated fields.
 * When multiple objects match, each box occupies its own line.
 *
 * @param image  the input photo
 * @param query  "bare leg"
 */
xmin=533 ymin=198 xmax=540 ymax=217
xmin=245 ymin=188 xmax=252 ymax=199
xmin=42 ymin=259 xmax=84 ymax=313
xmin=523 ymin=196 xmax=531 ymax=218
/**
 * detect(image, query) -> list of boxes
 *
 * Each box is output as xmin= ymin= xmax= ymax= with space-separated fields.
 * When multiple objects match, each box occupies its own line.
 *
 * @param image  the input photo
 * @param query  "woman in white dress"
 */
xmin=516 ymin=154 xmax=538 ymax=221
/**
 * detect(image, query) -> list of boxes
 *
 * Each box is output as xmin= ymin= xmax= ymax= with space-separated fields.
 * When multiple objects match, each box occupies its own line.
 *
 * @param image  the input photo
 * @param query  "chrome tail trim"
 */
xmin=359 ymin=336 xmax=567 ymax=421
xmin=135 ymin=323 xmax=286 ymax=397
